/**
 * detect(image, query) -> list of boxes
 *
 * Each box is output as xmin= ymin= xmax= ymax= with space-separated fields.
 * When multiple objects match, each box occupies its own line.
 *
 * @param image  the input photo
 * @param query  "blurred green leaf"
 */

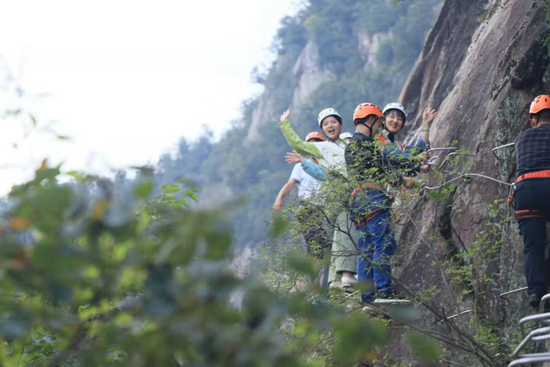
xmin=406 ymin=331 xmax=442 ymax=361
xmin=133 ymin=180 xmax=154 ymax=199
xmin=270 ymin=213 xmax=290 ymax=239
xmin=287 ymin=253 xmax=318 ymax=276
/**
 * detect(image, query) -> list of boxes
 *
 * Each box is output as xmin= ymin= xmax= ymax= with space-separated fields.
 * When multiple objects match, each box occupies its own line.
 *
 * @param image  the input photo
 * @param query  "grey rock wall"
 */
xmin=389 ymin=0 xmax=549 ymax=364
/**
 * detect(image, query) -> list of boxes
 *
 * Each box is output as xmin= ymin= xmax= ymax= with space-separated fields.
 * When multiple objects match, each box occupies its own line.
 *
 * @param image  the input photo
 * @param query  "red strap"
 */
xmin=354 ymin=208 xmax=385 ymax=227
xmin=517 ymin=170 xmax=550 ymax=182
xmin=516 ymin=215 xmax=545 ymax=220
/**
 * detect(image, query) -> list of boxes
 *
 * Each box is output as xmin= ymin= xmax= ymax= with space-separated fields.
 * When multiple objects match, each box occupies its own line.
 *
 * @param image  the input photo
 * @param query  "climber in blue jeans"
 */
xmin=345 ymin=102 xmax=405 ymax=304
xmin=351 ymin=190 xmax=397 ymax=303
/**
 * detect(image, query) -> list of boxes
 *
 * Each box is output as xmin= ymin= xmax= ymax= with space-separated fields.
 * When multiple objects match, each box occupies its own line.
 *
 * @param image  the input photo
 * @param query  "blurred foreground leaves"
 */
xmin=0 ymin=165 xmax=398 ymax=366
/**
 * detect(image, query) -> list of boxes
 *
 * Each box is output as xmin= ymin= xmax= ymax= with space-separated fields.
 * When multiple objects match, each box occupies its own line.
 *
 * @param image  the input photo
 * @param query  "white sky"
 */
xmin=0 ymin=0 xmax=299 ymax=193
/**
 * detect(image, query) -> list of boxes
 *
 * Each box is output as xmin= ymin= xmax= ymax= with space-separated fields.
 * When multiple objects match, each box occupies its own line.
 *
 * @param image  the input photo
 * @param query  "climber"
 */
xmin=380 ymin=103 xmax=437 ymax=169
xmin=345 ymin=102 xmax=419 ymax=305
xmin=272 ymin=132 xmax=331 ymax=258
xmin=278 ymin=108 xmax=358 ymax=290
xmin=285 ymin=148 xmax=359 ymax=291
xmin=513 ymin=94 xmax=550 ymax=310
xmin=278 ymin=108 xmax=346 ymax=172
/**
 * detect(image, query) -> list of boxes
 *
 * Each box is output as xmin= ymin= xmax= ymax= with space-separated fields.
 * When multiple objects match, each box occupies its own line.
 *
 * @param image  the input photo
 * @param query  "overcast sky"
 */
xmin=0 ymin=0 xmax=298 ymax=193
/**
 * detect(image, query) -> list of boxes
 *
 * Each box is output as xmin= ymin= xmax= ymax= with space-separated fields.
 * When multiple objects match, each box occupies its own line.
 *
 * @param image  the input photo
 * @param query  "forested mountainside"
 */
xmin=155 ymin=0 xmax=441 ymax=248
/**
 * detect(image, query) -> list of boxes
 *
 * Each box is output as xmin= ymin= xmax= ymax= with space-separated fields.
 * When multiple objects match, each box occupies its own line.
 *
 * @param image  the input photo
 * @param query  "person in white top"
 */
xmin=273 ymin=132 xmax=331 ymax=258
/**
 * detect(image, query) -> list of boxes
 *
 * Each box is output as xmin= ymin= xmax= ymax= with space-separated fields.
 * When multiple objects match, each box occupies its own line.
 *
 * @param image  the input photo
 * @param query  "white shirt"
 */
xmin=290 ymin=164 xmax=322 ymax=204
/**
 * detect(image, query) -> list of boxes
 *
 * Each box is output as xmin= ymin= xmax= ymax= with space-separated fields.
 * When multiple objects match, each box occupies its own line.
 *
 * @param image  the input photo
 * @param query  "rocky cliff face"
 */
xmin=391 ymin=0 xmax=549 ymax=364
xmin=246 ymin=41 xmax=336 ymax=141
xmin=240 ymin=0 xmax=548 ymax=362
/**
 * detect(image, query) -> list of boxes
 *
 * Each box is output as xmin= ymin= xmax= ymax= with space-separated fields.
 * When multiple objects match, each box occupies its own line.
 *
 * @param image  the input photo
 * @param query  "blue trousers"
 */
xmin=350 ymin=189 xmax=396 ymax=303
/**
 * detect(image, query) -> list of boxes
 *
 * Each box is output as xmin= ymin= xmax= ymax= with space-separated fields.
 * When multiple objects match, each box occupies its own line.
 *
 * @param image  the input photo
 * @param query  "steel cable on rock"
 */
xmin=422 ymin=172 xmax=513 ymax=191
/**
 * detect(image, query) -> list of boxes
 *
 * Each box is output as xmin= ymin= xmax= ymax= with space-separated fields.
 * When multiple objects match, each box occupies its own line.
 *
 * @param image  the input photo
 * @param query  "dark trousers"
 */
xmin=514 ymin=178 xmax=550 ymax=298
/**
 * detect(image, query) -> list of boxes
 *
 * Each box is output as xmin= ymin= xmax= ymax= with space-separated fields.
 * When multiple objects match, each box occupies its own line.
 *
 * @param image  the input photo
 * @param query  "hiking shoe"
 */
xmin=362 ymin=304 xmax=376 ymax=313
xmin=341 ymin=276 xmax=358 ymax=290
xmin=360 ymin=300 xmax=376 ymax=313
xmin=530 ymin=294 xmax=541 ymax=310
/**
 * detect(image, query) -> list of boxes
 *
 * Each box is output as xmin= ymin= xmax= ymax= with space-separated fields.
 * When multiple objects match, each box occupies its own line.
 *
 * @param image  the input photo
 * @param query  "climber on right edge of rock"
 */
xmin=513 ymin=94 xmax=550 ymax=310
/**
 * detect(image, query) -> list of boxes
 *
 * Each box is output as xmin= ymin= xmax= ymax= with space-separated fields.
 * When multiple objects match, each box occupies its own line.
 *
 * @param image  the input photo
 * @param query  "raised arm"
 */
xmin=420 ymin=107 xmax=437 ymax=146
xmin=278 ymin=109 xmax=323 ymax=159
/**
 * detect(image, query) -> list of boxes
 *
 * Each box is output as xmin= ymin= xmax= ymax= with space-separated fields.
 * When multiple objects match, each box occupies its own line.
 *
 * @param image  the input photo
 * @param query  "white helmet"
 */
xmin=339 ymin=132 xmax=353 ymax=140
xmin=318 ymin=108 xmax=342 ymax=127
xmin=382 ymin=103 xmax=407 ymax=123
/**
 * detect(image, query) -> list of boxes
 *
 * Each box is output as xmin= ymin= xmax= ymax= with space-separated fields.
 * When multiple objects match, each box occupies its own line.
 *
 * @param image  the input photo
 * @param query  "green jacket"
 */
xmin=279 ymin=119 xmax=347 ymax=176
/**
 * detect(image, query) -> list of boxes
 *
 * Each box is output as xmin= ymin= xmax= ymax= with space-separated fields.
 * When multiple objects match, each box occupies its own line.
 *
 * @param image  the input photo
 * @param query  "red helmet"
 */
xmin=353 ymin=103 xmax=384 ymax=125
xmin=529 ymin=95 xmax=550 ymax=118
xmin=305 ymin=132 xmax=324 ymax=142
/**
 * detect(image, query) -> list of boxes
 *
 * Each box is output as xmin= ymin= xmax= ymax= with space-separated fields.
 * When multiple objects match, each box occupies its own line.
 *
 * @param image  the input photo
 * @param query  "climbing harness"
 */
xmin=517 ymin=169 xmax=550 ymax=182
xmin=352 ymin=207 xmax=385 ymax=227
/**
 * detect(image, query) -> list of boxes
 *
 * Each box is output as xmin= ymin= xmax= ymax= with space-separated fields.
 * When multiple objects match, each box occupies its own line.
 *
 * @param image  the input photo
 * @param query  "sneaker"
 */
xmin=341 ymin=276 xmax=358 ymax=289
xmin=360 ymin=299 xmax=376 ymax=313
xmin=362 ymin=304 xmax=376 ymax=313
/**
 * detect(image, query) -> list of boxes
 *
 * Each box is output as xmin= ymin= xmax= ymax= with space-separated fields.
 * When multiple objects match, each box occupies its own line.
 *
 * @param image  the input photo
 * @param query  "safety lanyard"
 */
xmin=330 ymin=140 xmax=345 ymax=150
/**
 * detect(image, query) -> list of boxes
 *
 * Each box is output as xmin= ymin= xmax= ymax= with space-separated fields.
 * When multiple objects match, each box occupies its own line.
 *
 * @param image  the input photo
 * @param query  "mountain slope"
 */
xmin=157 ymin=0 xmax=441 ymax=248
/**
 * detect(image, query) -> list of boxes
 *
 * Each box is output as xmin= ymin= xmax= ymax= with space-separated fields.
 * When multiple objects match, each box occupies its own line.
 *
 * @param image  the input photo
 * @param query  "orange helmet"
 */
xmin=529 ymin=95 xmax=550 ymax=118
xmin=305 ymin=132 xmax=324 ymax=142
xmin=353 ymin=103 xmax=384 ymax=125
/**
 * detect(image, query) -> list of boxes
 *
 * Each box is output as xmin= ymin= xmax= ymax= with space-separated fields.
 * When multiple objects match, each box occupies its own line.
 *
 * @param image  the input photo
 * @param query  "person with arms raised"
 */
xmin=278 ymin=108 xmax=358 ymax=290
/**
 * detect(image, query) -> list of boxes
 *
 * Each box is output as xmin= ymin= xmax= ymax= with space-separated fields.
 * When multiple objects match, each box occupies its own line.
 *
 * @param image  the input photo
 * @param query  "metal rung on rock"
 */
xmin=520 ymin=313 xmax=550 ymax=339
xmin=518 ymin=352 xmax=550 ymax=358
xmin=492 ymin=142 xmax=515 ymax=153
xmin=539 ymin=293 xmax=550 ymax=313
xmin=373 ymin=298 xmax=411 ymax=305
xmin=427 ymin=147 xmax=458 ymax=152
xmin=509 ymin=355 xmax=550 ymax=366
xmin=513 ymin=326 xmax=550 ymax=358
xmin=499 ymin=287 xmax=528 ymax=298
xmin=438 ymin=310 xmax=473 ymax=323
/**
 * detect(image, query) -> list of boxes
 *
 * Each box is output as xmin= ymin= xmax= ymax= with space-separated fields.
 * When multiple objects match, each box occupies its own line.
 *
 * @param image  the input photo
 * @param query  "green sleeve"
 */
xmin=279 ymin=120 xmax=323 ymax=159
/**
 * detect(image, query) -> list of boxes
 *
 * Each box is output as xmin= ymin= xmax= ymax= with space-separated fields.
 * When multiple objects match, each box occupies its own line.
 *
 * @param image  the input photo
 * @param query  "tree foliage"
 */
xmin=0 ymin=164 xmax=410 ymax=366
